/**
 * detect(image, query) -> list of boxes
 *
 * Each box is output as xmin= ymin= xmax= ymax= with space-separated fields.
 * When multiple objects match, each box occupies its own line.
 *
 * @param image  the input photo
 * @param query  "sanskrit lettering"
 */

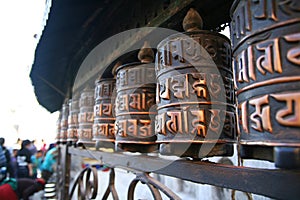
xmin=78 ymin=112 xmax=94 ymax=123
xmin=117 ymin=67 xmax=155 ymax=87
xmin=93 ymin=123 xmax=115 ymax=137
xmin=157 ymin=73 xmax=228 ymax=103
xmin=249 ymin=95 xmax=272 ymax=133
xmin=271 ymin=92 xmax=300 ymax=127
xmin=95 ymin=82 xmax=115 ymax=99
xmin=284 ymin=33 xmax=300 ymax=65
xmin=94 ymin=103 xmax=113 ymax=117
xmin=79 ymin=129 xmax=93 ymax=139
xmin=156 ymin=108 xmax=236 ymax=138
xmin=116 ymin=92 xmax=155 ymax=112
xmin=116 ymin=119 xmax=153 ymax=138
xmin=238 ymin=91 xmax=300 ymax=135
xmin=231 ymin=0 xmax=251 ymax=40
xmin=233 ymin=33 xmax=300 ymax=84
xmin=253 ymin=0 xmax=278 ymax=21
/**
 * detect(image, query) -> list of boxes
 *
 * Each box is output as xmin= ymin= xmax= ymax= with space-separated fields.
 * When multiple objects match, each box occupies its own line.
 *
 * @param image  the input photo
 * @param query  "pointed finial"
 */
xmin=112 ymin=61 xmax=122 ymax=77
xmin=138 ymin=41 xmax=154 ymax=63
xmin=182 ymin=8 xmax=203 ymax=32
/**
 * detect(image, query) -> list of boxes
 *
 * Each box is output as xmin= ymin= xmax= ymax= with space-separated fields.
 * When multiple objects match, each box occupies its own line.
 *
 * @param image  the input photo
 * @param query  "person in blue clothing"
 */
xmin=40 ymin=144 xmax=57 ymax=182
xmin=30 ymin=150 xmax=43 ymax=179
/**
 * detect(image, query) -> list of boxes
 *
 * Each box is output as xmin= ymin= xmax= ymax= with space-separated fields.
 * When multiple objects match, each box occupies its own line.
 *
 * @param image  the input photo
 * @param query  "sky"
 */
xmin=0 ymin=0 xmax=58 ymax=146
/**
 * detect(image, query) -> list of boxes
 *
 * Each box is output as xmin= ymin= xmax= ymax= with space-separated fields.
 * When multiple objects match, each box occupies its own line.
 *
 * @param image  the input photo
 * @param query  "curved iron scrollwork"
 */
xmin=69 ymin=166 xmax=98 ymax=200
xmin=128 ymin=173 xmax=181 ymax=200
xmin=102 ymin=168 xmax=119 ymax=200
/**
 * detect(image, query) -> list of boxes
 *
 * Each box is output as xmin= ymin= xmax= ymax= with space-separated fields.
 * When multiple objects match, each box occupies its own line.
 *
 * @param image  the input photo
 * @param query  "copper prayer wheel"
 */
xmin=155 ymin=8 xmax=236 ymax=158
xmin=67 ymin=94 xmax=79 ymax=145
xmin=77 ymin=86 xmax=95 ymax=147
xmin=59 ymin=100 xmax=69 ymax=144
xmin=231 ymin=0 xmax=300 ymax=168
xmin=55 ymin=111 xmax=62 ymax=144
xmin=114 ymin=42 xmax=158 ymax=153
xmin=93 ymin=77 xmax=116 ymax=149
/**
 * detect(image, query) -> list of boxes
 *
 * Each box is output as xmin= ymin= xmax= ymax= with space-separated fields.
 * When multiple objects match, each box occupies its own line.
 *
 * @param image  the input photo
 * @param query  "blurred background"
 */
xmin=0 ymin=0 xmax=58 ymax=147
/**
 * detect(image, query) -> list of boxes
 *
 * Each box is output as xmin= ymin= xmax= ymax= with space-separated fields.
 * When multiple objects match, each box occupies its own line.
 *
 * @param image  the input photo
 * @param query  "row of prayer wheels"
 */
xmin=56 ymin=3 xmax=300 ymax=168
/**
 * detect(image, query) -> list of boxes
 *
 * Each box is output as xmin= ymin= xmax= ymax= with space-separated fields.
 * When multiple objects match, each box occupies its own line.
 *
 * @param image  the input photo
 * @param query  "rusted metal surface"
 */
xmin=57 ymin=145 xmax=71 ymax=199
xmin=114 ymin=42 xmax=158 ymax=153
xmin=69 ymin=165 xmax=98 ymax=199
xmin=128 ymin=173 xmax=181 ymax=200
xmin=69 ymin=147 xmax=300 ymax=199
xmin=68 ymin=146 xmax=300 ymax=200
xmin=93 ymin=78 xmax=116 ymax=149
xmin=67 ymin=95 xmax=79 ymax=144
xmin=231 ymin=0 xmax=300 ymax=166
xmin=77 ymin=86 xmax=95 ymax=146
xmin=155 ymin=9 xmax=236 ymax=158
xmin=102 ymin=168 xmax=119 ymax=200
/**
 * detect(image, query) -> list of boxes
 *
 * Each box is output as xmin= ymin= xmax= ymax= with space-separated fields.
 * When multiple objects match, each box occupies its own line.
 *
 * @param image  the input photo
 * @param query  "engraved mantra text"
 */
xmin=239 ymin=92 xmax=300 ymax=134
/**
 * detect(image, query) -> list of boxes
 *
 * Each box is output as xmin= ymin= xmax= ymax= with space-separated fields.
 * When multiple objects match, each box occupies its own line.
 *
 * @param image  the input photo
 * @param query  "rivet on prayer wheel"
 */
xmin=155 ymin=8 xmax=236 ymax=158
xmin=59 ymin=99 xmax=69 ymax=144
xmin=77 ymin=86 xmax=95 ymax=147
xmin=231 ymin=0 xmax=300 ymax=168
xmin=92 ymin=73 xmax=117 ymax=149
xmin=114 ymin=42 xmax=158 ymax=153
xmin=67 ymin=94 xmax=79 ymax=146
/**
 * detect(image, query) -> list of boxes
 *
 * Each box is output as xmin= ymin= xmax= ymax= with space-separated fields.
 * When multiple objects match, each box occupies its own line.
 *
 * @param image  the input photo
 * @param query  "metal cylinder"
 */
xmin=77 ymin=86 xmax=95 ymax=147
xmin=114 ymin=42 xmax=158 ymax=153
xmin=67 ymin=95 xmax=79 ymax=145
xmin=59 ymin=100 xmax=69 ymax=144
xmin=55 ymin=111 xmax=62 ymax=144
xmin=231 ymin=0 xmax=300 ymax=167
xmin=155 ymin=8 xmax=236 ymax=158
xmin=93 ymin=78 xmax=116 ymax=149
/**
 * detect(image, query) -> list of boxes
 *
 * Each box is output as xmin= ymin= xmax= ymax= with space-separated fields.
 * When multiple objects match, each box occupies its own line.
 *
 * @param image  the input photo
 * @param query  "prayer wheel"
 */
xmin=114 ymin=42 xmax=158 ymax=153
xmin=93 ymin=77 xmax=116 ymax=149
xmin=67 ymin=94 xmax=79 ymax=145
xmin=59 ymin=100 xmax=69 ymax=144
xmin=77 ymin=86 xmax=95 ymax=147
xmin=155 ymin=8 xmax=236 ymax=158
xmin=55 ymin=111 xmax=62 ymax=144
xmin=231 ymin=0 xmax=300 ymax=168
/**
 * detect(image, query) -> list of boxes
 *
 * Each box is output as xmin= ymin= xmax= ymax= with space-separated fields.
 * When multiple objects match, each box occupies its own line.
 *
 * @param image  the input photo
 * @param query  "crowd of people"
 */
xmin=0 ymin=137 xmax=57 ymax=200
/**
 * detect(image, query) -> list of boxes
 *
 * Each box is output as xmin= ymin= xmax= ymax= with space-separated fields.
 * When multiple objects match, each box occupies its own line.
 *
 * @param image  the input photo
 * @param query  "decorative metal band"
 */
xmin=128 ymin=173 xmax=181 ymax=200
xmin=116 ymin=112 xmax=157 ymax=116
xmin=114 ymin=84 xmax=156 ymax=91
xmin=69 ymin=166 xmax=98 ymax=199
xmin=237 ymin=76 xmax=300 ymax=95
xmin=157 ymin=101 xmax=234 ymax=110
xmin=94 ymin=117 xmax=116 ymax=121
xmin=156 ymin=140 xmax=234 ymax=144
xmin=156 ymin=64 xmax=233 ymax=78
xmin=240 ymin=141 xmax=300 ymax=147
xmin=232 ymin=18 xmax=300 ymax=52
xmin=115 ymin=141 xmax=157 ymax=144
